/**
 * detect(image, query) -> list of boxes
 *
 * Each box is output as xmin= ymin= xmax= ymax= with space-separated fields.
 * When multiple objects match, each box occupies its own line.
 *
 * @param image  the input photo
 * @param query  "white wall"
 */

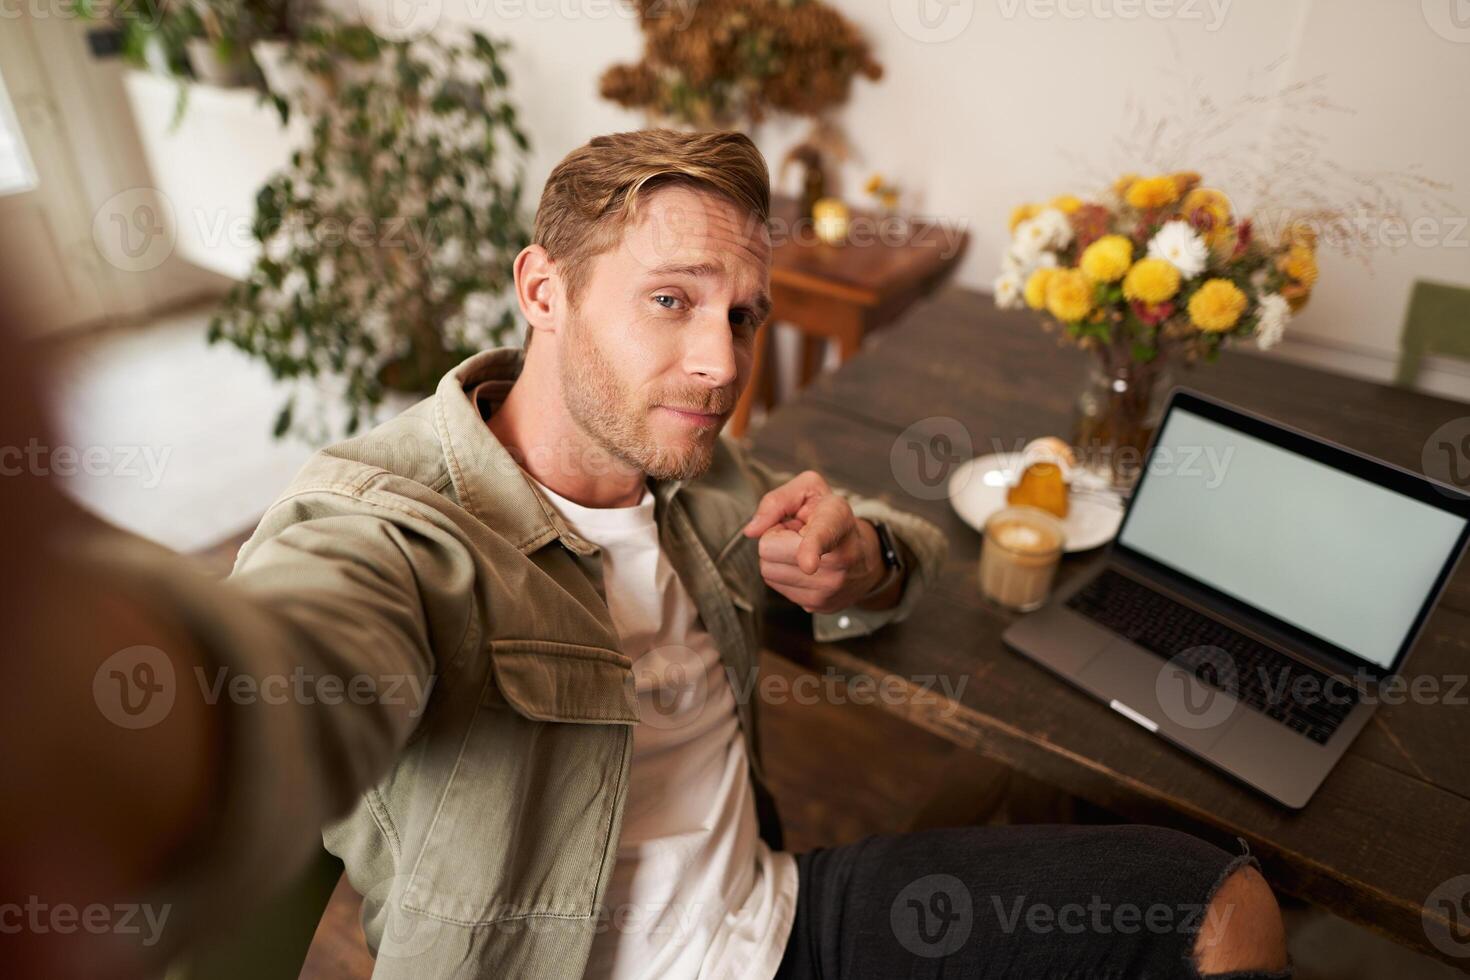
xmin=379 ymin=0 xmax=1469 ymax=400
xmin=77 ymin=0 xmax=1465 ymax=394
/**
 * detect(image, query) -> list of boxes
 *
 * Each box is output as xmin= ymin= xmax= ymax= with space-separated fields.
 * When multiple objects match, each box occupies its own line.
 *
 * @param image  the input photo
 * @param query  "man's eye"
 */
xmin=653 ymin=294 xmax=683 ymax=310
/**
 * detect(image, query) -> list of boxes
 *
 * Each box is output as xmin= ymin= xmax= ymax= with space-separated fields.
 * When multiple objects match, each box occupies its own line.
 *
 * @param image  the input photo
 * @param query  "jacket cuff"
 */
xmin=812 ymin=501 xmax=947 ymax=643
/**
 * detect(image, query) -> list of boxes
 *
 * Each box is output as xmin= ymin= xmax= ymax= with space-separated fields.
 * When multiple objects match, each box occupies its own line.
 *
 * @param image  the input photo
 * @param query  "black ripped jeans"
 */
xmin=775 ymin=824 xmax=1293 ymax=980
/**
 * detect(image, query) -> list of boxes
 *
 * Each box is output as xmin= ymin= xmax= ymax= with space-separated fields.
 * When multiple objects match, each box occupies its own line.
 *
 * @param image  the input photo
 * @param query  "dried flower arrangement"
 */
xmin=599 ymin=0 xmax=882 ymax=129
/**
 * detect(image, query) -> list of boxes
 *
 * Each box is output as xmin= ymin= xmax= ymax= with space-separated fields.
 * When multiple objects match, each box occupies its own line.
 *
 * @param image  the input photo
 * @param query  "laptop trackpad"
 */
xmin=1077 ymin=639 xmax=1234 ymax=751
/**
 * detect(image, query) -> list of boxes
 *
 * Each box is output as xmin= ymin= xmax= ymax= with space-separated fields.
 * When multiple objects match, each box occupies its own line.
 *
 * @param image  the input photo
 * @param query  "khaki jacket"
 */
xmin=145 ymin=347 xmax=945 ymax=978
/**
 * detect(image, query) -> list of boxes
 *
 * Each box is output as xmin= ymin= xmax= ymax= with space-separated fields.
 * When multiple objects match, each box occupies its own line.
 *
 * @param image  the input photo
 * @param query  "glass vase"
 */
xmin=1072 ymin=358 xmax=1175 ymax=490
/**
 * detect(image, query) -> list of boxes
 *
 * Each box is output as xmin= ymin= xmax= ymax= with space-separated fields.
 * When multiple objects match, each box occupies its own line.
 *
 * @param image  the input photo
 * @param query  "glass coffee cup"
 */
xmin=979 ymin=506 xmax=1066 ymax=612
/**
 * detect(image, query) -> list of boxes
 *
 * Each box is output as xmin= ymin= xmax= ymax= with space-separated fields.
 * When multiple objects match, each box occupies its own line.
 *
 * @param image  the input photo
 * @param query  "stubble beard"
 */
xmin=558 ymin=308 xmax=730 ymax=482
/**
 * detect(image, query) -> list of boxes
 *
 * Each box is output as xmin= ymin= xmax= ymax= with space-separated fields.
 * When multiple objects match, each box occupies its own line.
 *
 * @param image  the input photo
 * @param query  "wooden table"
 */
xmin=729 ymin=197 xmax=968 ymax=437
xmin=743 ymin=285 xmax=1470 ymax=969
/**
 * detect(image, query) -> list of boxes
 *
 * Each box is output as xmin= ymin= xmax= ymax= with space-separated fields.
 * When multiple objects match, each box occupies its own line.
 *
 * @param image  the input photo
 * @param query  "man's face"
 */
xmin=558 ymin=184 xmax=772 ymax=481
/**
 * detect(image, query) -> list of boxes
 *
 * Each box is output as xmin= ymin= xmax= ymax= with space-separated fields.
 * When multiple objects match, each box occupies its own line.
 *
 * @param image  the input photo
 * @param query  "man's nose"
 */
xmin=682 ymin=313 xmax=740 ymax=390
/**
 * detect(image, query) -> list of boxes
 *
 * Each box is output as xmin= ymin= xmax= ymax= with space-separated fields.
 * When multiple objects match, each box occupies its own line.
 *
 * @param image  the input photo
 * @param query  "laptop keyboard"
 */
xmin=1066 ymin=569 xmax=1359 ymax=744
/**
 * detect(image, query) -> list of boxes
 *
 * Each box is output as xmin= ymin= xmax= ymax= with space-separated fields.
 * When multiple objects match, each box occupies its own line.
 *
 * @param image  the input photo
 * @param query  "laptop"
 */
xmin=1003 ymin=388 xmax=1470 ymax=808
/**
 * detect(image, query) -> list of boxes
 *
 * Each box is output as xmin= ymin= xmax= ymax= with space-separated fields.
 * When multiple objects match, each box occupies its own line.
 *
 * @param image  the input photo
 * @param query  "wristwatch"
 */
xmin=860 ymin=520 xmax=905 ymax=599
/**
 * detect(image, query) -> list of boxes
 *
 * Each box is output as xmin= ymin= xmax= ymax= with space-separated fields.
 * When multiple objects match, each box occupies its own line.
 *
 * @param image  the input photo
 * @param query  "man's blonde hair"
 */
xmin=525 ymin=129 xmax=770 ymax=345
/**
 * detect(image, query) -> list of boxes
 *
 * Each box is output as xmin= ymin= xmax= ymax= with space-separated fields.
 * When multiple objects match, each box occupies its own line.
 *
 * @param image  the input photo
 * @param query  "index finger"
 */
xmin=743 ymin=471 xmax=827 ymax=538
xmin=794 ymin=496 xmax=854 ymax=575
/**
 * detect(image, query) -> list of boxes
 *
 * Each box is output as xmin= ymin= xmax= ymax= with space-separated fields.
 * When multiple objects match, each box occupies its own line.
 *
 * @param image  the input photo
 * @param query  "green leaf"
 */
xmin=272 ymin=399 xmax=295 ymax=439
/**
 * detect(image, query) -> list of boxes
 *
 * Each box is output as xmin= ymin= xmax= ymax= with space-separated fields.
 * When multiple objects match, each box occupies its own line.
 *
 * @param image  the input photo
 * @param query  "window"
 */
xmin=0 ymin=67 xmax=38 ymax=196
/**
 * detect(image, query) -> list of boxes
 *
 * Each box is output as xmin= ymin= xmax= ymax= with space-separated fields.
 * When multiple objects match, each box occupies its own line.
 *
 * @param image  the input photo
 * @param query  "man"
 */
xmin=3 ymin=130 xmax=1291 ymax=979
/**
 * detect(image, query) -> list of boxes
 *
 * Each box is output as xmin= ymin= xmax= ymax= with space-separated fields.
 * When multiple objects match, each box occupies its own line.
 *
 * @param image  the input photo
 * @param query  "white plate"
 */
xmin=947 ymin=452 xmax=1124 ymax=553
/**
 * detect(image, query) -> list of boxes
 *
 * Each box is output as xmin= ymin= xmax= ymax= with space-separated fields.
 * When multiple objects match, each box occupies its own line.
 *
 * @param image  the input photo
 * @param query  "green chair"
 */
xmin=167 ymin=847 xmax=345 ymax=980
xmin=1395 ymin=279 xmax=1470 ymax=388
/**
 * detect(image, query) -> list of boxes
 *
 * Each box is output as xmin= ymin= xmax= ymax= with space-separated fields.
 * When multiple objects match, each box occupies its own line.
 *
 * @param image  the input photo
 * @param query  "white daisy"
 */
xmin=993 ymin=270 xmax=1024 ymax=310
xmin=1147 ymin=220 xmax=1209 ymax=280
xmin=1255 ymin=293 xmax=1291 ymax=350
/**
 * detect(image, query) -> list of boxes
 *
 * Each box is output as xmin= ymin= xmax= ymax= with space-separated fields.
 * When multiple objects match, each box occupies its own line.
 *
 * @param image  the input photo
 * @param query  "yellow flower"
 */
xmin=1286 ymin=222 xmax=1318 ymax=250
xmin=1079 ymin=234 xmax=1133 ymax=283
xmin=1112 ymin=172 xmax=1140 ymax=199
xmin=1125 ymin=175 xmax=1181 ymax=210
xmin=1122 ymin=258 xmax=1181 ymax=304
xmin=1049 ymin=194 xmax=1083 ymax=215
xmin=1045 ymin=268 xmax=1094 ymax=323
xmin=1188 ymin=279 xmax=1248 ymax=332
xmin=1281 ymin=244 xmax=1319 ymax=287
xmin=1009 ymin=203 xmax=1038 ymax=232
xmin=1023 ymin=267 xmax=1056 ymax=309
xmin=1181 ymin=188 xmax=1232 ymax=245
xmin=1281 ymin=280 xmax=1313 ymax=313
xmin=1171 ymin=171 xmax=1202 ymax=195
xmin=864 ymin=173 xmax=884 ymax=195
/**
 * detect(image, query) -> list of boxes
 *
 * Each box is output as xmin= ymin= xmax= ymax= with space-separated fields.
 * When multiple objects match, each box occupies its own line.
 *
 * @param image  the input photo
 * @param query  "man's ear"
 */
xmin=513 ymin=244 xmax=563 ymax=335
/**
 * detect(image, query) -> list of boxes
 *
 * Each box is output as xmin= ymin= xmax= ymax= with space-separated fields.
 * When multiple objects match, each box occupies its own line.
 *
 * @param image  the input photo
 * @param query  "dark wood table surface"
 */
xmin=742 ymin=285 xmax=1470 ymax=968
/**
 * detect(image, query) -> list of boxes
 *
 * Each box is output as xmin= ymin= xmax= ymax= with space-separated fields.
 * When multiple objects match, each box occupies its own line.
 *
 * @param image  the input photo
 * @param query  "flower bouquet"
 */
xmin=994 ymin=171 xmax=1320 ymax=486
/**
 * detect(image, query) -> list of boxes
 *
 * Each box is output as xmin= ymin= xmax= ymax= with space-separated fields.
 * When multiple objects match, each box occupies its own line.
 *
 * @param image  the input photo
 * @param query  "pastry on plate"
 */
xmin=1006 ymin=437 xmax=1076 ymax=519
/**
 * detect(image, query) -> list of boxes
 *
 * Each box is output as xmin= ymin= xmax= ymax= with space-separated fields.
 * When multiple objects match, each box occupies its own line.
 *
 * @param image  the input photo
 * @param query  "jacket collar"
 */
xmin=434 ymin=347 xmax=686 ymax=556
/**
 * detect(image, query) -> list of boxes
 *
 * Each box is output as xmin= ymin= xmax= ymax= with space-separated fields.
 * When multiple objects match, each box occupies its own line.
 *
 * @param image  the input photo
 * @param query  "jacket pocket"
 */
xmin=400 ymin=640 xmax=636 ymax=926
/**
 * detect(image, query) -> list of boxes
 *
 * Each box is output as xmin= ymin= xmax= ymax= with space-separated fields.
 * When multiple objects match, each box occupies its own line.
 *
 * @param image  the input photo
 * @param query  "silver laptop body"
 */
xmin=1003 ymin=389 xmax=1470 ymax=809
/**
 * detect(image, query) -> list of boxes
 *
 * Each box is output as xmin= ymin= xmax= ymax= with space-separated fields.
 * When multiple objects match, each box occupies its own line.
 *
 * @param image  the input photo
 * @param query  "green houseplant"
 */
xmin=208 ymin=21 xmax=531 ymax=440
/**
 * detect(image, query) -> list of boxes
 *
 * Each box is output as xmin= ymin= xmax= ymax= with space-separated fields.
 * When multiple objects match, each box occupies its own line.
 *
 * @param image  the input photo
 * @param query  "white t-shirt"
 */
xmin=525 ymin=475 xmax=798 ymax=980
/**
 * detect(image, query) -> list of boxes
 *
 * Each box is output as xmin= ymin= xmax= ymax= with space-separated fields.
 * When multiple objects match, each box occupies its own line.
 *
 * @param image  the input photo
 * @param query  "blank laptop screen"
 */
xmin=1118 ymin=408 xmax=1467 ymax=669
